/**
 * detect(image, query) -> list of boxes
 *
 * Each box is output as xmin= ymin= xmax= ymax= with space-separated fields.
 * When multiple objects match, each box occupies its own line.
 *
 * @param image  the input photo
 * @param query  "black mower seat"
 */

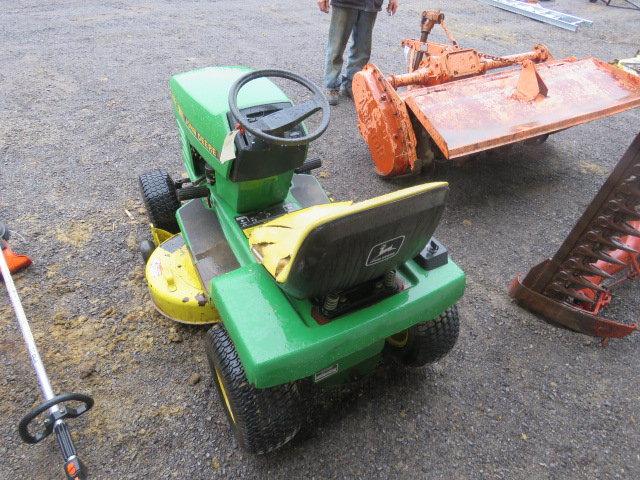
xmin=245 ymin=182 xmax=449 ymax=299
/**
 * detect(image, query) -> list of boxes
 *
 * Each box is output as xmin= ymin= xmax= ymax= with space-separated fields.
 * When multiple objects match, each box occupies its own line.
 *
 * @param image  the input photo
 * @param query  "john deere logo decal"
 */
xmin=366 ymin=236 xmax=405 ymax=266
xmin=171 ymin=93 xmax=220 ymax=159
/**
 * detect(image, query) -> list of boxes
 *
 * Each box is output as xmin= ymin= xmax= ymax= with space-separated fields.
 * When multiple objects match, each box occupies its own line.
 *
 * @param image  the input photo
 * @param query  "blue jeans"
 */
xmin=324 ymin=6 xmax=378 ymax=90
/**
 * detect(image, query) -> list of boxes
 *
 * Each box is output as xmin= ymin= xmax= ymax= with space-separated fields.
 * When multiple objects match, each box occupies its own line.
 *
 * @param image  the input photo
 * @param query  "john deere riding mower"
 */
xmin=139 ymin=67 xmax=466 ymax=453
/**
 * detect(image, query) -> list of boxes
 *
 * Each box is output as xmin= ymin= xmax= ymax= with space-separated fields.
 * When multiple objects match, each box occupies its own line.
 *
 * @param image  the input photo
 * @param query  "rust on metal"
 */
xmin=352 ymin=64 xmax=418 ymax=176
xmin=410 ymin=10 xmax=455 ymax=71
xmin=403 ymin=58 xmax=640 ymax=159
xmin=513 ymin=60 xmax=548 ymax=101
xmin=392 ymin=44 xmax=551 ymax=89
xmin=509 ymin=133 xmax=640 ymax=339
xmin=352 ymin=10 xmax=640 ymax=176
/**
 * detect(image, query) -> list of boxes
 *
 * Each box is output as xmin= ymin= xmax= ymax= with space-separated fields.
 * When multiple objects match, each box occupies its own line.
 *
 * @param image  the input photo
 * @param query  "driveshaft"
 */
xmin=0 ymin=224 xmax=93 ymax=480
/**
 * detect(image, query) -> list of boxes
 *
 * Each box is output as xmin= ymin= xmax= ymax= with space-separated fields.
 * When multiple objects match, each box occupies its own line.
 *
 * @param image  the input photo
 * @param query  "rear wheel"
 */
xmin=204 ymin=324 xmax=302 ymax=454
xmin=384 ymin=305 xmax=460 ymax=367
xmin=139 ymin=169 xmax=180 ymax=233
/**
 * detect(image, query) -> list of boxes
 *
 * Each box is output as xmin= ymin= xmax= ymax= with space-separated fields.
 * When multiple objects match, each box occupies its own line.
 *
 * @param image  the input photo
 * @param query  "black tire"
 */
xmin=139 ymin=169 xmax=180 ymax=233
xmin=204 ymin=324 xmax=302 ymax=454
xmin=384 ymin=304 xmax=460 ymax=367
xmin=139 ymin=240 xmax=156 ymax=263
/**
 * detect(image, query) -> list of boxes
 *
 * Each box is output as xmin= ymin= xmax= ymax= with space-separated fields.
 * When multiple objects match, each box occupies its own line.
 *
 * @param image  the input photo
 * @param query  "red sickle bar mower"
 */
xmin=1 ymin=222 xmax=93 ymax=479
xmin=352 ymin=10 xmax=640 ymax=177
xmin=509 ymin=133 xmax=640 ymax=341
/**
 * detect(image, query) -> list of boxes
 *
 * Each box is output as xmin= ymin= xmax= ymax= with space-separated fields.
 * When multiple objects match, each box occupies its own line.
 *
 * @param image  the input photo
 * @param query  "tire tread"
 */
xmin=386 ymin=304 xmax=460 ymax=367
xmin=139 ymin=169 xmax=180 ymax=233
xmin=204 ymin=325 xmax=301 ymax=454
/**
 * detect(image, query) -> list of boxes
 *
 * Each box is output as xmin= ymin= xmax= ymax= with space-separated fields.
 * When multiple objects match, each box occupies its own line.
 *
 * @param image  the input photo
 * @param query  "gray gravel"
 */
xmin=1 ymin=1 xmax=640 ymax=479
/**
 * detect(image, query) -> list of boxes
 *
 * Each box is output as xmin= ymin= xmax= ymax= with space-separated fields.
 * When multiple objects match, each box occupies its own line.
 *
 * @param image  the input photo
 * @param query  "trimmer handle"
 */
xmin=18 ymin=393 xmax=93 ymax=479
xmin=18 ymin=392 xmax=94 ymax=444
xmin=56 ymin=421 xmax=88 ymax=480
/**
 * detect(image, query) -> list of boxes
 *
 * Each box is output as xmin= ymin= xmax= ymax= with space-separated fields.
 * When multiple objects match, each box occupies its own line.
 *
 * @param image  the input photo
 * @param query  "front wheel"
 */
xmin=384 ymin=304 xmax=460 ymax=367
xmin=139 ymin=169 xmax=181 ymax=233
xmin=204 ymin=324 xmax=302 ymax=454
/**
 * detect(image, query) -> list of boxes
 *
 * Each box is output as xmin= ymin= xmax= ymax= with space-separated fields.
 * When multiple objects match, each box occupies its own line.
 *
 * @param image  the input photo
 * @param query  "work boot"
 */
xmin=341 ymin=83 xmax=353 ymax=100
xmin=326 ymin=89 xmax=339 ymax=106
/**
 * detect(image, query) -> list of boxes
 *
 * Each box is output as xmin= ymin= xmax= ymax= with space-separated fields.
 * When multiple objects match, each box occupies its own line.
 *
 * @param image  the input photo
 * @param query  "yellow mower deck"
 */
xmin=145 ymin=228 xmax=219 ymax=325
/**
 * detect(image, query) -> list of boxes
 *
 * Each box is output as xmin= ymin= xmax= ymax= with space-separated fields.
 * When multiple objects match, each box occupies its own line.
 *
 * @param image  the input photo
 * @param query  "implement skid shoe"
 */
xmin=352 ymin=64 xmax=418 ymax=177
xmin=509 ymin=133 xmax=640 ymax=339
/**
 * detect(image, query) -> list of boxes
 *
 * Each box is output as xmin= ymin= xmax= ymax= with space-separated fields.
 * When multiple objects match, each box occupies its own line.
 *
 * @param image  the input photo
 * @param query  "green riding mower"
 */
xmin=139 ymin=67 xmax=466 ymax=454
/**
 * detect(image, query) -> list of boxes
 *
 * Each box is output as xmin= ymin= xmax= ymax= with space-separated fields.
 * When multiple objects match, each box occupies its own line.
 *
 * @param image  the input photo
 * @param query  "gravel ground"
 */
xmin=1 ymin=1 xmax=640 ymax=479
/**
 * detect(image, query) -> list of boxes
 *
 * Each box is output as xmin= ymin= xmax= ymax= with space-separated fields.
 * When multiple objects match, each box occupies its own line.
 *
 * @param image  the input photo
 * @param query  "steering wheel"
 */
xmin=228 ymin=69 xmax=331 ymax=147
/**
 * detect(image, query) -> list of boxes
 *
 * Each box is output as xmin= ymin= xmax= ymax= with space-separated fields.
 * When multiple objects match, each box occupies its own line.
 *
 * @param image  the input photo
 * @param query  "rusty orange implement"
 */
xmin=352 ymin=10 xmax=640 ymax=177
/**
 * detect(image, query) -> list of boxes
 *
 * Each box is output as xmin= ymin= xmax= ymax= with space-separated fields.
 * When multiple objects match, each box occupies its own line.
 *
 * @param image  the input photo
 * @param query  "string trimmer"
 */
xmin=0 ymin=222 xmax=93 ymax=479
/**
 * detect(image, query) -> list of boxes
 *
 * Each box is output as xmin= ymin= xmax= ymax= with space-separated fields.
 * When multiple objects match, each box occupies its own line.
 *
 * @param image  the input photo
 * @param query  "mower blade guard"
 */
xmin=509 ymin=132 xmax=640 ymax=339
xmin=1 ymin=241 xmax=32 ymax=277
xmin=403 ymin=58 xmax=640 ymax=159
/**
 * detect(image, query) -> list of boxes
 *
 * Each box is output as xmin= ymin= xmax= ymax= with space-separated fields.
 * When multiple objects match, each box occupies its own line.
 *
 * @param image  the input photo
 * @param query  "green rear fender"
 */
xmin=210 ymin=260 xmax=466 ymax=388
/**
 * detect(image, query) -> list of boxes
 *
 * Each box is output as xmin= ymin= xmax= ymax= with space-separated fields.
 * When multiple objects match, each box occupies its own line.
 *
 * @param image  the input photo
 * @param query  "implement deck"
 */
xmin=403 ymin=58 xmax=640 ymax=159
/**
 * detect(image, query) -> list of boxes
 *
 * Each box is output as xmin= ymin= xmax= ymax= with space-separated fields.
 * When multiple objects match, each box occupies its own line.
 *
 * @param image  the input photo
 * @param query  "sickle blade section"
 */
xmin=509 ymin=133 xmax=640 ymax=339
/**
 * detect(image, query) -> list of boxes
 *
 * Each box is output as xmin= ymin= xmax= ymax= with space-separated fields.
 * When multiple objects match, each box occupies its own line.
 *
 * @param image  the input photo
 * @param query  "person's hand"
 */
xmin=387 ymin=0 xmax=398 ymax=15
xmin=317 ymin=0 xmax=329 ymax=13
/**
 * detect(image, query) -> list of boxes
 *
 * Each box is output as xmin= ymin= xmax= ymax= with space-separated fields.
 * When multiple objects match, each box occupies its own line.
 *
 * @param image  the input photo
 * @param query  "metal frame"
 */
xmin=351 ymin=10 xmax=640 ymax=177
xmin=597 ymin=0 xmax=640 ymax=11
xmin=509 ymin=133 xmax=640 ymax=340
xmin=478 ymin=0 xmax=593 ymax=31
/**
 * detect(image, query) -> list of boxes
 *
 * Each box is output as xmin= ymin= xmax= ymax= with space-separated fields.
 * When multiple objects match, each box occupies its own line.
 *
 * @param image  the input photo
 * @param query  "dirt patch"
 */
xmin=56 ymin=222 xmax=93 ymax=247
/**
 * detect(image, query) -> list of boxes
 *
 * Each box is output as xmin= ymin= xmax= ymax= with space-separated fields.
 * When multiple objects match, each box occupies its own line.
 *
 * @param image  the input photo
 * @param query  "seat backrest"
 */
xmin=264 ymin=182 xmax=449 ymax=299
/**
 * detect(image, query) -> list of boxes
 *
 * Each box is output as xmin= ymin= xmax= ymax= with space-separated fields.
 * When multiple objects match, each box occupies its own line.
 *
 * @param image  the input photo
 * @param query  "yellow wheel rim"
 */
xmin=387 ymin=330 xmax=409 ymax=348
xmin=215 ymin=367 xmax=236 ymax=424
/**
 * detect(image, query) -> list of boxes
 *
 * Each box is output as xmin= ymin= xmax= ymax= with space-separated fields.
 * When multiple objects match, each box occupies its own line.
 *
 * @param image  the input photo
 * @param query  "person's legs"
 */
xmin=324 ymin=6 xmax=358 ymax=96
xmin=342 ymin=9 xmax=377 ymax=97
